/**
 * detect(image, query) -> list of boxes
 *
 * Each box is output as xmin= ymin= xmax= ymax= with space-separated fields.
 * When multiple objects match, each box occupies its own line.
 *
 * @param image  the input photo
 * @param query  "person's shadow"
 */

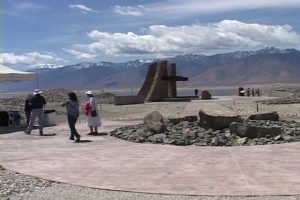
xmin=75 ymin=140 xmax=92 ymax=143
xmin=90 ymin=132 xmax=108 ymax=136
xmin=40 ymin=133 xmax=56 ymax=136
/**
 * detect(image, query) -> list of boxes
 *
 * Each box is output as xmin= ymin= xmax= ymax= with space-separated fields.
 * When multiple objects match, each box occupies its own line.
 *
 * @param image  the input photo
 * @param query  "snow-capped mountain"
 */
xmin=2 ymin=47 xmax=300 ymax=92
xmin=31 ymin=64 xmax=64 ymax=69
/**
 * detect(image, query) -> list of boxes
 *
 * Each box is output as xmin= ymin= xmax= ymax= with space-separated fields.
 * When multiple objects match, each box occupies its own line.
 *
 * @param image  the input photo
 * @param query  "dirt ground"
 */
xmin=34 ymin=101 xmax=188 ymax=125
xmin=1 ymin=84 xmax=300 ymax=132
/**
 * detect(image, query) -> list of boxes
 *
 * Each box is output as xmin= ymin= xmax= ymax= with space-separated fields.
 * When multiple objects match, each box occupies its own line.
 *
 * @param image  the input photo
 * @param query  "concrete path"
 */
xmin=1 ymin=97 xmax=300 ymax=196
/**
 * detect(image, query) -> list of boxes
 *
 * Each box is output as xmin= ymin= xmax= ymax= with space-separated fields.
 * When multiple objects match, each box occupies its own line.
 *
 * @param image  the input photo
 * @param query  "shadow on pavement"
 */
xmin=75 ymin=140 xmax=92 ymax=143
xmin=40 ymin=133 xmax=57 ymax=136
xmin=0 ymin=126 xmax=25 ymax=134
xmin=90 ymin=132 xmax=108 ymax=136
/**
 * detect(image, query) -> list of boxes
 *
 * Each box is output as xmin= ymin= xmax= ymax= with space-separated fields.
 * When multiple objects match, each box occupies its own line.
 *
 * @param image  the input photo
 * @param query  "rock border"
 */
xmin=110 ymin=111 xmax=300 ymax=146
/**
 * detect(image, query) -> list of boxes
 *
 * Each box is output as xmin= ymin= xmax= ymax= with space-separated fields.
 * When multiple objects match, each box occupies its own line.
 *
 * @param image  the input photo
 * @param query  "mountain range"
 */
xmin=1 ymin=47 xmax=300 ymax=92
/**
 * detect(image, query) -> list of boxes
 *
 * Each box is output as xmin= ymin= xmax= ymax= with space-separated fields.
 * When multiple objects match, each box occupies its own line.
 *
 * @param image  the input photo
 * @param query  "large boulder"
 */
xmin=144 ymin=111 xmax=165 ymax=134
xmin=199 ymin=110 xmax=243 ymax=130
xmin=229 ymin=122 xmax=283 ymax=138
xmin=248 ymin=112 xmax=279 ymax=121
xmin=201 ymin=90 xmax=212 ymax=99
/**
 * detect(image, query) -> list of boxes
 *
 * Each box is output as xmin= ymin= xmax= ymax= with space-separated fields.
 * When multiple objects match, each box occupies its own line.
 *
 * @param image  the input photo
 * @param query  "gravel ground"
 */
xmin=1 ymin=166 xmax=299 ymax=200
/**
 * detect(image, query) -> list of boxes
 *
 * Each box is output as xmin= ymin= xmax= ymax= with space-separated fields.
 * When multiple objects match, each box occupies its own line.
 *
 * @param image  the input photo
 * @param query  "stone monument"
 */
xmin=138 ymin=60 xmax=188 ymax=102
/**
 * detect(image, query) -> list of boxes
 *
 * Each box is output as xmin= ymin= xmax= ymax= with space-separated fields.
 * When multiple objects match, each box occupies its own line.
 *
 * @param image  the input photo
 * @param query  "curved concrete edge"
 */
xmin=1 ymin=123 xmax=300 ymax=196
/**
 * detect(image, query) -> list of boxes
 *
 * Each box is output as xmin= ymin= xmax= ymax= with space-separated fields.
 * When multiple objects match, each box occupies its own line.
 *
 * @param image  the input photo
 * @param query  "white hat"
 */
xmin=33 ymin=89 xmax=42 ymax=95
xmin=86 ymin=91 xmax=93 ymax=95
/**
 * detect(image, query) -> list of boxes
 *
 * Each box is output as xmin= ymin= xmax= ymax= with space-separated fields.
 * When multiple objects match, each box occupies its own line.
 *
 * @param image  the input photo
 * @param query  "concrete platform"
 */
xmin=1 ymin=98 xmax=300 ymax=196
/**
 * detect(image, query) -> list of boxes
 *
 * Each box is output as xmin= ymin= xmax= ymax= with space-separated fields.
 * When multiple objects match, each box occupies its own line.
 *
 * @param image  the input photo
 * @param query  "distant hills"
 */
xmin=1 ymin=47 xmax=300 ymax=92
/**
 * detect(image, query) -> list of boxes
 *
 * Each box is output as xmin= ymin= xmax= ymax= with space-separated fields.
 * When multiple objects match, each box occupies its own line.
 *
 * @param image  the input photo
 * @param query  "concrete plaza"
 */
xmin=1 ymin=97 xmax=299 ymax=196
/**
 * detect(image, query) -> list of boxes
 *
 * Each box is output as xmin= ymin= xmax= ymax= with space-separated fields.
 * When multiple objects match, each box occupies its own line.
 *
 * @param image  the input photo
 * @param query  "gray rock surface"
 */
xmin=248 ymin=112 xmax=279 ymax=121
xmin=143 ymin=111 xmax=165 ymax=134
xmin=201 ymin=90 xmax=212 ymax=99
xmin=229 ymin=122 xmax=283 ymax=138
xmin=199 ymin=110 xmax=243 ymax=130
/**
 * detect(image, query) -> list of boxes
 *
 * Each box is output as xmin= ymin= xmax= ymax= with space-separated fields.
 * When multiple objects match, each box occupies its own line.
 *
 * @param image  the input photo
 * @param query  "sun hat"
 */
xmin=33 ymin=89 xmax=42 ymax=95
xmin=86 ymin=91 xmax=93 ymax=95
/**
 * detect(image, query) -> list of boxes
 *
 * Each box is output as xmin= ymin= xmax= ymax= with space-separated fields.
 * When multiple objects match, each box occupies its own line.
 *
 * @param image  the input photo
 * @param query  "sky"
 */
xmin=1 ymin=0 xmax=300 ymax=70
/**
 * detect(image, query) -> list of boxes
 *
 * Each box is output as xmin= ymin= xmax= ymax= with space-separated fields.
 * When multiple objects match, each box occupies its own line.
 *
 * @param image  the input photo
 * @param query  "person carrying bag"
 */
xmin=85 ymin=91 xmax=101 ymax=135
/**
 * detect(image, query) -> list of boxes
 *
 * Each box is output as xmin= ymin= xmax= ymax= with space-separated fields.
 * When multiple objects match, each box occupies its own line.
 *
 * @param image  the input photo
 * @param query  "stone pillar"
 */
xmin=168 ymin=63 xmax=177 ymax=98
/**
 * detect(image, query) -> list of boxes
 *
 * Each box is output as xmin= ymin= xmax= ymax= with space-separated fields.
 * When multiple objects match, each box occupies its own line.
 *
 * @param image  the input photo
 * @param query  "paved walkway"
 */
xmin=1 ymin=97 xmax=300 ymax=196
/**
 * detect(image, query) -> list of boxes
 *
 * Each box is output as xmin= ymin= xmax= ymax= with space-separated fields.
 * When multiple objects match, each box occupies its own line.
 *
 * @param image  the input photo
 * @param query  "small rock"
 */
xmin=195 ymin=141 xmax=208 ymax=146
xmin=211 ymin=137 xmax=219 ymax=145
xmin=225 ymin=132 xmax=231 ymax=138
xmin=274 ymin=135 xmax=282 ymax=141
xmin=237 ymin=137 xmax=247 ymax=145
xmin=283 ymin=135 xmax=292 ymax=142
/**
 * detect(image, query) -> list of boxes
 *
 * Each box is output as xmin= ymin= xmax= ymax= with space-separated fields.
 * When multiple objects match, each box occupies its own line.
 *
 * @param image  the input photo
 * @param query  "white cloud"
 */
xmin=12 ymin=2 xmax=46 ymax=11
xmin=113 ymin=5 xmax=145 ymax=16
xmin=64 ymin=49 xmax=96 ymax=59
xmin=69 ymin=4 xmax=96 ymax=14
xmin=0 ymin=52 xmax=65 ymax=67
xmin=114 ymin=0 xmax=300 ymax=17
xmin=72 ymin=20 xmax=300 ymax=57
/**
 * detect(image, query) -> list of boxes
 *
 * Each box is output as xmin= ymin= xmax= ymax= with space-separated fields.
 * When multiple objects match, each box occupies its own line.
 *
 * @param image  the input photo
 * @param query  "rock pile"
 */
xmin=110 ymin=111 xmax=300 ymax=146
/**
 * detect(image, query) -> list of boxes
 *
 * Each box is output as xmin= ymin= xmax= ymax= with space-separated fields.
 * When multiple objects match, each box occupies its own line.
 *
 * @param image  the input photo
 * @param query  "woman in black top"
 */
xmin=62 ymin=92 xmax=81 ymax=142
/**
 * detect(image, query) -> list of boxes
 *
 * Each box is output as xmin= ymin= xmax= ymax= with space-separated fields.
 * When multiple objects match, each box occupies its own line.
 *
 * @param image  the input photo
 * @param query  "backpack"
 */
xmin=83 ymin=101 xmax=91 ymax=115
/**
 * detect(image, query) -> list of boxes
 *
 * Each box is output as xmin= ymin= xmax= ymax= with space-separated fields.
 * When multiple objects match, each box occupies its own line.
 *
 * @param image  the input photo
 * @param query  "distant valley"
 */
xmin=1 ymin=47 xmax=300 ymax=92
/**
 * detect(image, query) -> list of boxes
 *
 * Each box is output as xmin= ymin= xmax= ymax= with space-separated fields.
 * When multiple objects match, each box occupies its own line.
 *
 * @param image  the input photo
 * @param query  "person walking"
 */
xmin=62 ymin=92 xmax=81 ymax=142
xmin=246 ymin=88 xmax=251 ymax=97
xmin=251 ymin=88 xmax=255 ymax=97
xmin=24 ymin=89 xmax=46 ymax=135
xmin=194 ymin=89 xmax=199 ymax=96
xmin=24 ymin=94 xmax=33 ymax=126
xmin=256 ymin=88 xmax=261 ymax=96
xmin=85 ymin=91 xmax=101 ymax=135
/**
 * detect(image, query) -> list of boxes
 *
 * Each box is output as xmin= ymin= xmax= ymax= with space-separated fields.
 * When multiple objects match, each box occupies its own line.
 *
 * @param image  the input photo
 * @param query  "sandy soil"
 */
xmin=54 ymin=101 xmax=188 ymax=125
xmin=1 ymin=84 xmax=300 ymax=130
xmin=221 ymin=99 xmax=300 ymax=117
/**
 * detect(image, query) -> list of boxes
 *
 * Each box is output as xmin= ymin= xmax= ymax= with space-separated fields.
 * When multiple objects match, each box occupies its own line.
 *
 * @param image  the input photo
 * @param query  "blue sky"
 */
xmin=2 ymin=0 xmax=300 ymax=70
